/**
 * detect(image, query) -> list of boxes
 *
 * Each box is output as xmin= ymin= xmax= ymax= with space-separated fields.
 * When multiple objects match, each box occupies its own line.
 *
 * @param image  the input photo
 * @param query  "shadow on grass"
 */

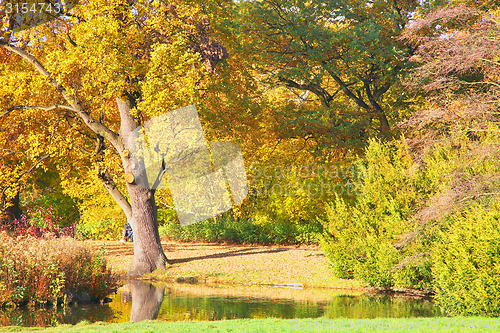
xmin=100 ymin=243 xmax=135 ymax=257
xmin=168 ymin=247 xmax=290 ymax=264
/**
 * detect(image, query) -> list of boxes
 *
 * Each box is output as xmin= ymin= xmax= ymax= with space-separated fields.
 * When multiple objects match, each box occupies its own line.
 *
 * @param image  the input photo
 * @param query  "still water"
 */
xmin=0 ymin=281 xmax=441 ymax=327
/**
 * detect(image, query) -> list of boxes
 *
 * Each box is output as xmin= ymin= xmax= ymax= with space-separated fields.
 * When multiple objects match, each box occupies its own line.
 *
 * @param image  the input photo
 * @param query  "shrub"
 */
xmin=432 ymin=203 xmax=500 ymax=316
xmin=0 ymin=206 xmax=75 ymax=238
xmin=159 ymin=213 xmax=321 ymax=245
xmin=319 ymin=134 xmax=500 ymax=295
xmin=319 ymin=139 xmax=431 ymax=289
xmin=22 ymin=191 xmax=80 ymax=228
xmin=0 ymin=233 xmax=118 ymax=306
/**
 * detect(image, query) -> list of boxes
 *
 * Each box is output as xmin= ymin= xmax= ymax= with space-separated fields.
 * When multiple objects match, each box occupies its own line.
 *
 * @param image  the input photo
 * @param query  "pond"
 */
xmin=0 ymin=281 xmax=441 ymax=327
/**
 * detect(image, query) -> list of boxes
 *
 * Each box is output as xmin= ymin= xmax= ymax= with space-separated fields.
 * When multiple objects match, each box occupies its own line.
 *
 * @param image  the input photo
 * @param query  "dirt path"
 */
xmin=86 ymin=241 xmax=365 ymax=290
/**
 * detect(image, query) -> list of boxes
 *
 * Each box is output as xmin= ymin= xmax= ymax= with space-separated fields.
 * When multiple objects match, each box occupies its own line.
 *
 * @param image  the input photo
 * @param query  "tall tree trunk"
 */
xmin=116 ymin=97 xmax=168 ymax=277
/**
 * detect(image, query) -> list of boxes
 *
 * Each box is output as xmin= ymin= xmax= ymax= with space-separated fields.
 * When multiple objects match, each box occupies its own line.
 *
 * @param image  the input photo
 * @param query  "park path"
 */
xmin=86 ymin=241 xmax=365 ymax=290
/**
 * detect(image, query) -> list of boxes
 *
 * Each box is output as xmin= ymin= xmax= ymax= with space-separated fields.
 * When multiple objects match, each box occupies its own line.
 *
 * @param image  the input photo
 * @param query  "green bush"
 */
xmin=319 ymin=133 xmax=500 ymax=298
xmin=24 ymin=193 xmax=80 ymax=228
xmin=159 ymin=213 xmax=321 ymax=245
xmin=319 ymin=139 xmax=431 ymax=289
xmin=432 ymin=203 xmax=500 ymax=316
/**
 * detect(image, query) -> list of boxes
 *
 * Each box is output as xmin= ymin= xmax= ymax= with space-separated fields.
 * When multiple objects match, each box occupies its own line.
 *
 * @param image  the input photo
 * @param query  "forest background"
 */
xmin=1 ymin=0 xmax=499 ymax=315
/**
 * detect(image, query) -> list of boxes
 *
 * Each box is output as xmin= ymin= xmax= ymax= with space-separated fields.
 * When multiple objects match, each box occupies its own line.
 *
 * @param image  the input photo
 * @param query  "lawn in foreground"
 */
xmin=3 ymin=317 xmax=499 ymax=332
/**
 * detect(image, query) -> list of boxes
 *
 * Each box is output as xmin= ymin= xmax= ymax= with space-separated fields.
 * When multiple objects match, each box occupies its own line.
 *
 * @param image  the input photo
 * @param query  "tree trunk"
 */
xmin=377 ymin=112 xmax=391 ymax=137
xmin=3 ymin=190 xmax=22 ymax=223
xmin=116 ymin=97 xmax=168 ymax=277
xmin=127 ymin=183 xmax=168 ymax=276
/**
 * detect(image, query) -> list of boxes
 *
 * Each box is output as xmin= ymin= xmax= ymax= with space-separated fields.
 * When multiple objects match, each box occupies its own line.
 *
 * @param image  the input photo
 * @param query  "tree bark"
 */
xmin=3 ymin=191 xmax=22 ymax=223
xmin=97 ymin=169 xmax=133 ymax=222
xmin=116 ymin=97 xmax=168 ymax=277
xmin=364 ymin=81 xmax=391 ymax=135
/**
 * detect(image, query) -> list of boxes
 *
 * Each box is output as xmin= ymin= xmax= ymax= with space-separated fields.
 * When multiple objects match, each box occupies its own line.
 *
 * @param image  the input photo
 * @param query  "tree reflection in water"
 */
xmin=127 ymin=280 xmax=165 ymax=322
xmin=0 ymin=282 xmax=441 ymax=327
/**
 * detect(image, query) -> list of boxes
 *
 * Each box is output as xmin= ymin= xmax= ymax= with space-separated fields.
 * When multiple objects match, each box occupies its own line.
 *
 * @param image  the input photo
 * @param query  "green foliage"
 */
xmin=432 ymin=202 xmax=500 ymax=316
xmin=159 ymin=213 xmax=321 ymax=246
xmin=20 ymin=170 xmax=81 ymax=228
xmin=320 ymin=130 xmax=500 ymax=303
xmin=319 ymin=139 xmax=429 ymax=289
xmin=241 ymin=159 xmax=365 ymax=245
xmin=26 ymin=194 xmax=80 ymax=228
xmin=238 ymin=0 xmax=418 ymax=142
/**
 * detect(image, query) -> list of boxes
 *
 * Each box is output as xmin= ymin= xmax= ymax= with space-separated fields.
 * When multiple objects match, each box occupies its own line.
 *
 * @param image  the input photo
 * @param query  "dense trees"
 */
xmin=1 ymin=1 xmax=499 ymax=309
xmin=321 ymin=3 xmax=500 ymax=314
xmin=239 ymin=0 xmax=418 ymax=140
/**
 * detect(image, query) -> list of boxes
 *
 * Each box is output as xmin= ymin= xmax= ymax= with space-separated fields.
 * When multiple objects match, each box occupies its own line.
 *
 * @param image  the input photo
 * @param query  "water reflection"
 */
xmin=0 ymin=303 xmax=115 ymax=327
xmin=128 ymin=280 xmax=165 ymax=322
xmin=0 ymin=282 xmax=442 ymax=327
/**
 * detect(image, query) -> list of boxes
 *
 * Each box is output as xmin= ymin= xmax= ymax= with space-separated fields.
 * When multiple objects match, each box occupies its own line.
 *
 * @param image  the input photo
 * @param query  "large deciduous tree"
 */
xmin=0 ymin=0 xmax=229 ymax=276
xmin=239 ymin=0 xmax=418 ymax=138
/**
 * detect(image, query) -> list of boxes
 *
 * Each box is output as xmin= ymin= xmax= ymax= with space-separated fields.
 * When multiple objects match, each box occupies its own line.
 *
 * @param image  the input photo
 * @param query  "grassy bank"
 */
xmin=4 ymin=317 xmax=500 ymax=332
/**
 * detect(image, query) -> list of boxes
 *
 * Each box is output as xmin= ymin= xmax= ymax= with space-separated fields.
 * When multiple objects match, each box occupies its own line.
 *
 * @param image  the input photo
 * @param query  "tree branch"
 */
xmin=0 ymin=41 xmax=122 ymax=151
xmin=97 ymin=168 xmax=132 ymax=221
xmin=364 ymin=81 xmax=391 ymax=133
xmin=0 ymin=153 xmax=51 ymax=202
xmin=17 ymin=154 xmax=50 ymax=179
xmin=279 ymin=78 xmax=332 ymax=107
xmin=328 ymin=73 xmax=371 ymax=109
xmin=1 ymin=104 xmax=74 ymax=118
xmin=320 ymin=62 xmax=372 ymax=109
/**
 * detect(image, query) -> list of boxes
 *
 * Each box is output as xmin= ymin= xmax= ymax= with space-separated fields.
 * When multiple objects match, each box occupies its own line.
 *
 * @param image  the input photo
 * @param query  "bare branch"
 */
xmin=97 ymin=168 xmax=132 ymax=220
xmin=17 ymin=154 xmax=50 ymax=179
xmin=279 ymin=78 xmax=333 ymax=107
xmin=1 ymin=104 xmax=75 ymax=119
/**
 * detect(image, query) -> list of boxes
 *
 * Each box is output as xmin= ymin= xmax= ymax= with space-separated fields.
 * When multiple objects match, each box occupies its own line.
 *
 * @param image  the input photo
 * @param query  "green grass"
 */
xmin=3 ymin=317 xmax=500 ymax=332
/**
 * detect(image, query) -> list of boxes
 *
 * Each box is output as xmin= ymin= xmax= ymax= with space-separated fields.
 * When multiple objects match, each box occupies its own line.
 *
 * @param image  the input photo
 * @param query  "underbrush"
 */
xmin=0 ymin=233 xmax=118 ymax=307
xmin=0 ymin=206 xmax=75 ymax=238
xmin=159 ymin=215 xmax=321 ymax=245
